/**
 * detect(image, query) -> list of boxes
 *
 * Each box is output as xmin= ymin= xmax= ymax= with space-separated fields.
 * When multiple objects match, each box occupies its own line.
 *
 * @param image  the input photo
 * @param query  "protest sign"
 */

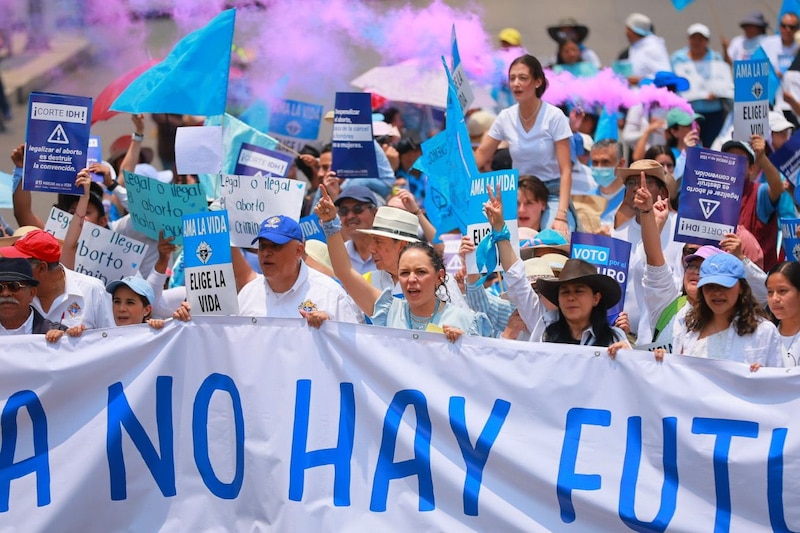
xmin=331 ymin=92 xmax=378 ymax=180
xmin=174 ymin=125 xmax=223 ymax=174
xmin=74 ymin=221 xmax=149 ymax=284
xmin=87 ymin=136 xmax=103 ymax=182
xmin=0 ymin=172 xmax=11 ymax=209
xmin=299 ymin=213 xmax=325 ymax=243
xmin=570 ymin=232 xmax=631 ymax=323
xmin=733 ymin=59 xmax=770 ymax=140
xmin=464 ymin=170 xmax=519 ymax=274
xmin=268 ymin=98 xmax=324 ymax=143
xmin=674 ymin=148 xmax=746 ymax=246
xmin=3 ymin=320 xmax=800 ymax=531
xmin=770 ymin=129 xmax=800 ymax=186
xmin=24 ymin=92 xmax=92 ymax=194
xmin=221 ymin=174 xmax=306 ymax=248
xmin=182 ymin=211 xmax=238 ymax=315
xmin=781 ymin=218 xmax=800 ymax=261
xmin=124 ymin=171 xmax=207 ymax=245
xmin=234 ymin=142 xmax=294 ymax=178
xmin=450 ymin=26 xmax=475 ymax=112
xmin=43 ymin=206 xmax=72 ymax=240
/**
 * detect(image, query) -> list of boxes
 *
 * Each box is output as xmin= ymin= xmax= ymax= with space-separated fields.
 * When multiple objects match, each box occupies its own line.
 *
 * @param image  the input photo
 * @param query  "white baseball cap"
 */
xmin=687 ymin=23 xmax=711 ymax=38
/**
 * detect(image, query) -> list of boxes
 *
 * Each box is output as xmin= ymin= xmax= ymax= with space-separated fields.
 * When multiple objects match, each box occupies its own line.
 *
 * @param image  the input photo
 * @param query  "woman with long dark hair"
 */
xmin=766 ymin=261 xmax=800 ymax=366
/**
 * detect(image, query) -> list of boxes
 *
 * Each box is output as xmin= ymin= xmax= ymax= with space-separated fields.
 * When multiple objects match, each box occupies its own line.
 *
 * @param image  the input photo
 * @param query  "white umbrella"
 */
xmin=351 ymin=58 xmax=495 ymax=110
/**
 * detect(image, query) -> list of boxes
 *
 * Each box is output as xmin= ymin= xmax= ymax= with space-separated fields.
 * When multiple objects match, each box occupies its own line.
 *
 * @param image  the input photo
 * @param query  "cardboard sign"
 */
xmin=74 ymin=221 xmax=149 ymax=284
xmin=221 ymin=174 xmax=306 ymax=248
xmin=674 ymin=148 xmax=746 ymax=246
xmin=182 ymin=210 xmax=238 ymax=315
xmin=24 ymin=92 xmax=92 ymax=194
xmin=570 ymin=232 xmax=631 ymax=323
xmin=234 ymin=142 xmax=293 ymax=178
xmin=331 ymin=92 xmax=378 ymax=180
xmin=124 ymin=171 xmax=207 ymax=245
xmin=733 ymin=59 xmax=770 ymax=141
xmin=465 ymin=169 xmax=519 ymax=274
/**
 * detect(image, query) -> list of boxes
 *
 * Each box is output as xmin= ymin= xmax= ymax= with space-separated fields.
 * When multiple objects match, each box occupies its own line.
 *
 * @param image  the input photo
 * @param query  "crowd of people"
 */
xmin=2 ymin=8 xmax=800 ymax=371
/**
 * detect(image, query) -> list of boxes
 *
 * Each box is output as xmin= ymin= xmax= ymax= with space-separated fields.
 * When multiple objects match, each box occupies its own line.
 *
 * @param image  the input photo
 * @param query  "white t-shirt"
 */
xmin=727 ymin=35 xmax=766 ymax=62
xmin=488 ymin=102 xmax=572 ymax=181
xmin=761 ymin=34 xmax=799 ymax=75
xmin=628 ymin=34 xmax=672 ymax=78
xmin=32 ymin=267 xmax=115 ymax=329
xmin=237 ymin=260 xmax=363 ymax=323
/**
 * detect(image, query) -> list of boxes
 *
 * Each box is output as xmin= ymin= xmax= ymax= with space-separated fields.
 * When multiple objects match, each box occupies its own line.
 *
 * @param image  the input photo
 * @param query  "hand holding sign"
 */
xmin=11 ymin=143 xmax=23 ymax=168
xmin=719 ymin=232 xmax=745 ymax=260
xmin=314 ymin=185 xmax=337 ymax=223
xmin=484 ymin=183 xmax=504 ymax=231
xmin=751 ymin=134 xmax=766 ymax=162
xmin=156 ymin=230 xmax=177 ymax=274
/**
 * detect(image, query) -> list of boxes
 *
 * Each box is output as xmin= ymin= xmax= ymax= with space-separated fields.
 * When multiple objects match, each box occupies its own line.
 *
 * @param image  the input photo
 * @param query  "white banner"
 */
xmin=2 ymin=319 xmax=800 ymax=531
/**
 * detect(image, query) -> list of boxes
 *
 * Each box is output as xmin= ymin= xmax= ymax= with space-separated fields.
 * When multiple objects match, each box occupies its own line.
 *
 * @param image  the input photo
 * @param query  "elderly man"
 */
xmin=0 ymin=229 xmax=114 ymax=329
xmin=237 ymin=215 xmax=362 ymax=323
xmin=588 ymin=139 xmax=627 ymax=227
xmin=334 ymin=185 xmax=378 ymax=275
xmin=0 ymin=257 xmax=65 ymax=335
xmin=763 ymin=11 xmax=799 ymax=77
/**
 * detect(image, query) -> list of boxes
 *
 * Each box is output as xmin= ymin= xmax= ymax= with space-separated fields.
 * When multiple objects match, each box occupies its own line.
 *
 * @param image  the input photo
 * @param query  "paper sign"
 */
xmin=331 ymin=92 xmax=378 ymax=180
xmin=43 ymin=206 xmax=72 ymax=240
xmin=182 ymin=210 xmax=238 ymax=315
xmin=770 ymin=129 xmax=800 ymax=186
xmin=74 ymin=221 xmax=149 ymax=284
xmin=234 ymin=142 xmax=293 ymax=178
xmin=268 ymin=98 xmax=323 ymax=141
xmin=299 ymin=213 xmax=325 ymax=243
xmin=175 ymin=125 xmax=223 ymax=174
xmin=465 ymin=170 xmax=519 ymax=274
xmin=221 ymin=174 xmax=307 ymax=248
xmin=674 ymin=148 xmax=746 ymax=246
xmin=451 ymin=26 xmax=475 ymax=112
xmin=733 ymin=59 xmax=770 ymax=141
xmin=0 ymin=171 xmax=12 ymax=209
xmin=570 ymin=232 xmax=631 ymax=323
xmin=24 ymin=92 xmax=92 ymax=194
xmin=87 ymin=136 xmax=103 ymax=182
xmin=781 ymin=218 xmax=800 ymax=261
xmin=124 ymin=170 xmax=207 ymax=245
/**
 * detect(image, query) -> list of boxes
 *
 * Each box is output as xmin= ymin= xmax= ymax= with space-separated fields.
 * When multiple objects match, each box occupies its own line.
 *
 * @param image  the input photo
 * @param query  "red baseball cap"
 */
xmin=0 ymin=229 xmax=61 ymax=262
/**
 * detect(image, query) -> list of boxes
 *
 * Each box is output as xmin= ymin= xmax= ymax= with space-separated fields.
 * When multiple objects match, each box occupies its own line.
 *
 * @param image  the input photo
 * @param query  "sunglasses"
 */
xmin=781 ymin=24 xmax=799 ymax=30
xmin=338 ymin=204 xmax=373 ymax=217
xmin=0 ymin=281 xmax=31 ymax=293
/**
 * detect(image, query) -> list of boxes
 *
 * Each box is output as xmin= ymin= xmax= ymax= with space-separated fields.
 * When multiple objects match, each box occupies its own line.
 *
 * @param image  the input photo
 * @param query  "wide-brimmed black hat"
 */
xmin=548 ymin=17 xmax=589 ymax=43
xmin=0 ymin=257 xmax=39 ymax=286
xmin=535 ymin=258 xmax=620 ymax=309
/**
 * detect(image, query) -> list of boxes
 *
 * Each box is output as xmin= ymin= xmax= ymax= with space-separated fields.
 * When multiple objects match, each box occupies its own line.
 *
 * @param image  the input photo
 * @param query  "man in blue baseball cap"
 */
xmin=334 ymin=185 xmax=377 ymax=274
xmin=236 ymin=215 xmax=362 ymax=325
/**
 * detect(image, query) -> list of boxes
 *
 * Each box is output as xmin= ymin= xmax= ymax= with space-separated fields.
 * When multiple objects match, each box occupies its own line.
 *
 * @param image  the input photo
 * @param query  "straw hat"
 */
xmin=356 ymin=206 xmax=420 ymax=243
xmin=615 ymin=159 xmax=677 ymax=200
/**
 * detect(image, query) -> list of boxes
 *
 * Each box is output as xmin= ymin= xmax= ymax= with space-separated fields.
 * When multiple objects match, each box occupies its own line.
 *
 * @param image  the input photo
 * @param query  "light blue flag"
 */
xmin=594 ymin=108 xmax=619 ymax=142
xmin=418 ymin=131 xmax=460 ymax=234
xmin=198 ymin=113 xmax=280 ymax=201
xmin=670 ymin=0 xmax=695 ymax=10
xmin=450 ymin=24 xmax=461 ymax=71
xmin=111 ymin=9 xmax=235 ymax=116
xmin=751 ymin=46 xmax=780 ymax=105
xmin=238 ymin=100 xmax=271 ymax=134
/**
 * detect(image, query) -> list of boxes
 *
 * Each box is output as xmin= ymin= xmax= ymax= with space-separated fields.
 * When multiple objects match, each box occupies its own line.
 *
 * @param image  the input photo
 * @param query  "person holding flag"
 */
xmin=474 ymin=54 xmax=574 ymax=237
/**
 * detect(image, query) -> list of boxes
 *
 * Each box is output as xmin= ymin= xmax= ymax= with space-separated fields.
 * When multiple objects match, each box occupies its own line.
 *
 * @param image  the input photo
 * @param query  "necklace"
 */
xmin=406 ymin=299 xmax=441 ymax=331
xmin=519 ymin=99 xmax=541 ymax=123
xmin=780 ymin=322 xmax=800 ymax=366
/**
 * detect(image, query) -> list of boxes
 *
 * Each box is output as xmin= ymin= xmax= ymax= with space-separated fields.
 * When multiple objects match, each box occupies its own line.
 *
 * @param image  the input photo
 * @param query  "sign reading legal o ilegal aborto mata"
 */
xmin=24 ymin=92 xmax=92 ymax=194
xmin=733 ymin=59 xmax=770 ymax=141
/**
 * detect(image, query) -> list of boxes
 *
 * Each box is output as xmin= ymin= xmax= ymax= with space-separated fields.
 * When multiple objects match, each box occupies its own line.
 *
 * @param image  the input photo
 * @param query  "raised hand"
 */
xmin=314 ymin=184 xmax=337 ymax=222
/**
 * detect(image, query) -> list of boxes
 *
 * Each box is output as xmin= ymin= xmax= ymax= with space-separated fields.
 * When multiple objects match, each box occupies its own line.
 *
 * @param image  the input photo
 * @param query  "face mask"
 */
xmin=592 ymin=166 xmax=617 ymax=187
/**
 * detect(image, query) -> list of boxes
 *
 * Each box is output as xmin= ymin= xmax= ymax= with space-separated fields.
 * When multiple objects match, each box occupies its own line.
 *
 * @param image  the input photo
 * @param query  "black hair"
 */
xmin=509 ymin=55 xmax=548 ymax=98
xmin=111 ymin=285 xmax=152 ymax=321
xmin=56 ymin=181 xmax=106 ymax=219
xmin=519 ymin=175 xmax=548 ymax=204
xmin=398 ymin=241 xmax=451 ymax=302
xmin=542 ymin=300 xmax=618 ymax=346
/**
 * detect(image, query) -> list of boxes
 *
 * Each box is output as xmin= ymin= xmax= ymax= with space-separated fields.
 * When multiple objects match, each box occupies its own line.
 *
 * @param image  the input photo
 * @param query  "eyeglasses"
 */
xmin=338 ymin=204 xmax=373 ymax=217
xmin=685 ymin=263 xmax=701 ymax=273
xmin=0 ymin=281 xmax=30 ymax=293
xmin=781 ymin=24 xmax=799 ymax=30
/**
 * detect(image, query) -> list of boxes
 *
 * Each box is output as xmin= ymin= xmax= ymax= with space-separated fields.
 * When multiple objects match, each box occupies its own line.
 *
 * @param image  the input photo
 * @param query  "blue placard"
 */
xmin=124 ymin=170 xmax=208 ymax=245
xmin=781 ymin=218 xmax=800 ymax=262
xmin=234 ymin=142 xmax=294 ymax=177
xmin=465 ymin=169 xmax=518 ymax=274
xmin=87 ymin=136 xmax=103 ymax=182
xmin=733 ymin=59 xmax=770 ymax=140
xmin=770 ymin=129 xmax=800 ymax=186
xmin=299 ymin=213 xmax=326 ymax=243
xmin=674 ymin=147 xmax=747 ymax=246
xmin=268 ymin=98 xmax=323 ymax=141
xmin=570 ymin=232 xmax=631 ymax=323
xmin=331 ymin=92 xmax=378 ymax=180
xmin=24 ymin=92 xmax=92 ymax=194
xmin=182 ymin=211 xmax=233 ymax=268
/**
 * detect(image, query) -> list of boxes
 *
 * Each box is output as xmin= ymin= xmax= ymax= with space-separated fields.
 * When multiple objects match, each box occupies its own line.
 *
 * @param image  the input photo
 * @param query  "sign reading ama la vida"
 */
xmin=182 ymin=211 xmax=238 ymax=315
xmin=24 ymin=92 xmax=92 ymax=194
xmin=3 ymin=321 xmax=800 ymax=531
xmin=733 ymin=59 xmax=770 ymax=140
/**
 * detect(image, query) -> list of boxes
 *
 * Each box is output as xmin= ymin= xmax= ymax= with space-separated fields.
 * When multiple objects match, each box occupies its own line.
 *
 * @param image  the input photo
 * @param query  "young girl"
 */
xmin=766 ymin=261 xmax=800 ymax=366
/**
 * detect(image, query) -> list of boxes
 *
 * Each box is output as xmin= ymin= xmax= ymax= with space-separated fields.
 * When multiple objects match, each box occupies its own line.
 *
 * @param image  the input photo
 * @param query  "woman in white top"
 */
xmin=766 ymin=261 xmax=800 ymax=367
xmin=662 ymin=252 xmax=781 ymax=370
xmin=474 ymin=54 xmax=574 ymax=236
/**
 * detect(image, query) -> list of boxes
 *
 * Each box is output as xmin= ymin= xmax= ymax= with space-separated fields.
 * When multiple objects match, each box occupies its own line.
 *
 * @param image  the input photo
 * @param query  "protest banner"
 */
xmin=570 ymin=232 xmax=631 ymax=323
xmin=221 ymin=174 xmax=306 ymax=248
xmin=331 ymin=92 xmax=378 ymax=180
xmin=43 ymin=206 xmax=72 ymax=240
xmin=2 ymin=319 xmax=800 ymax=531
xmin=24 ymin=92 xmax=92 ymax=194
xmin=268 ymin=98 xmax=324 ymax=155
xmin=87 ymin=136 xmax=103 ymax=182
xmin=674 ymin=147 xmax=746 ymax=246
xmin=733 ymin=59 xmax=770 ymax=140
xmin=74 ymin=221 xmax=149 ymax=284
xmin=770 ymin=129 xmax=800 ymax=186
xmin=781 ymin=218 xmax=800 ymax=261
xmin=450 ymin=26 xmax=475 ymax=112
xmin=182 ymin=211 xmax=238 ymax=315
xmin=299 ymin=213 xmax=325 ymax=243
xmin=124 ymin=171 xmax=207 ymax=245
xmin=234 ymin=142 xmax=294 ymax=178
xmin=464 ymin=169 xmax=519 ymax=275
